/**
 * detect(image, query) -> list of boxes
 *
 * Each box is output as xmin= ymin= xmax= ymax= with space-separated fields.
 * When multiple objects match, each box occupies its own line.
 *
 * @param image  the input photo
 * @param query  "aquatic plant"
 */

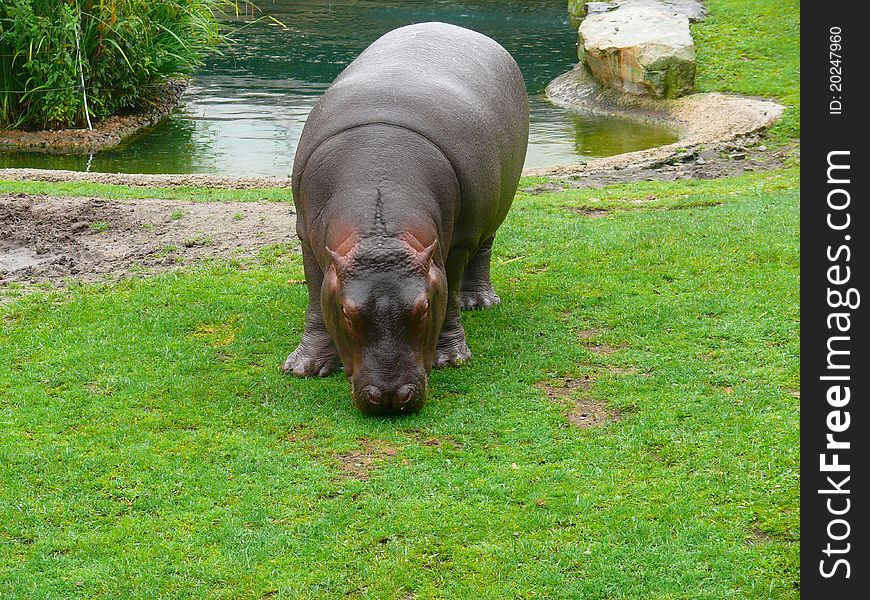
xmin=0 ymin=0 xmax=228 ymax=129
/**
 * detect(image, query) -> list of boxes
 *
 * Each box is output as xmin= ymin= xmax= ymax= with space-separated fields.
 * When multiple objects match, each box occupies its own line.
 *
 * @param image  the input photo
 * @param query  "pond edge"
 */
xmin=0 ymin=79 xmax=188 ymax=155
xmin=527 ymin=64 xmax=786 ymax=177
xmin=0 ymin=66 xmax=784 ymax=186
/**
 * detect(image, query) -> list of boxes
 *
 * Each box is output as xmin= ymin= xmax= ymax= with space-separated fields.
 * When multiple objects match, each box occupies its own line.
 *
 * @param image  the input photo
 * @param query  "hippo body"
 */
xmin=283 ymin=22 xmax=529 ymax=413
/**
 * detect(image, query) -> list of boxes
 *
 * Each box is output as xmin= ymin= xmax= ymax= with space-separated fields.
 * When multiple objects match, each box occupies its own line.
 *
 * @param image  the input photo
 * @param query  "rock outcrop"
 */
xmin=578 ymin=6 xmax=696 ymax=99
xmin=568 ymin=0 xmax=704 ymax=99
xmin=584 ymin=0 xmax=707 ymax=23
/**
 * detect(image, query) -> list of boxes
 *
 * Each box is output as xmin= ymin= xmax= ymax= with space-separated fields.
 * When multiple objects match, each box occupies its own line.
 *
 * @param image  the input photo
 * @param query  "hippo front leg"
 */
xmin=282 ymin=240 xmax=341 ymax=377
xmin=434 ymin=248 xmax=472 ymax=368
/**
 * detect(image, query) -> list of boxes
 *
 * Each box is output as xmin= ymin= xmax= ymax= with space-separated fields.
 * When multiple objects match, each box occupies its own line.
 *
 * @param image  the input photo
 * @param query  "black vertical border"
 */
xmin=801 ymin=2 xmax=868 ymax=597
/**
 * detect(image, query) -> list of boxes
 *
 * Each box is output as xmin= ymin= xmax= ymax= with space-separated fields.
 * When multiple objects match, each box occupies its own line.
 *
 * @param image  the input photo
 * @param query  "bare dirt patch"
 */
xmin=0 ymin=194 xmax=296 ymax=286
xmin=535 ymin=374 xmax=622 ymax=429
xmin=585 ymin=342 xmax=626 ymax=356
xmin=534 ymin=375 xmax=594 ymax=399
xmin=576 ymin=328 xmax=603 ymax=339
xmin=567 ymin=399 xmax=620 ymax=429
xmin=403 ymin=428 xmax=463 ymax=450
xmin=562 ymin=207 xmax=610 ymax=218
xmin=336 ymin=438 xmax=399 ymax=481
xmin=523 ymin=137 xmax=794 ymax=194
xmin=748 ymin=528 xmax=774 ymax=546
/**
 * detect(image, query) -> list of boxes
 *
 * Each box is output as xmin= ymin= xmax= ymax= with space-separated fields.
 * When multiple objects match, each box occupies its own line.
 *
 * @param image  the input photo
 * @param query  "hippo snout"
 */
xmin=352 ymin=381 xmax=427 ymax=415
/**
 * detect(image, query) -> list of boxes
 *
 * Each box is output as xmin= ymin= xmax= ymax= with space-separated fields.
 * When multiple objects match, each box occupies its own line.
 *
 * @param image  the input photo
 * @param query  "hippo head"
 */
xmin=321 ymin=235 xmax=447 ymax=414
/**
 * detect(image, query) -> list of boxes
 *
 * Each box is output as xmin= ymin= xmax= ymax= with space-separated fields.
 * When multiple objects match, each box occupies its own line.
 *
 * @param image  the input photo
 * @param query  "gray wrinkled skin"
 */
xmin=282 ymin=22 xmax=529 ymax=414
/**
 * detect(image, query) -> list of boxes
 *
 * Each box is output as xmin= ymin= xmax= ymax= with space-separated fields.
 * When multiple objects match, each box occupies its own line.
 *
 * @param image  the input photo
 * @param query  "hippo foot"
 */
xmin=281 ymin=346 xmax=341 ymax=378
xmin=460 ymin=288 xmax=500 ymax=311
xmin=434 ymin=339 xmax=471 ymax=368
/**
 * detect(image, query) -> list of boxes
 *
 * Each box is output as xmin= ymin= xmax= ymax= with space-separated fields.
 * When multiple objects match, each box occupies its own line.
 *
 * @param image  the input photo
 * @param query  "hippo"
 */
xmin=282 ymin=22 xmax=529 ymax=414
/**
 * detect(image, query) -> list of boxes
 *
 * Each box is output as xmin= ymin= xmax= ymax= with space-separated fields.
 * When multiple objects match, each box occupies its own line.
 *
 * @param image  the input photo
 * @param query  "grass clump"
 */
xmin=0 ymin=0 xmax=225 ymax=129
xmin=183 ymin=233 xmax=213 ymax=247
xmin=88 ymin=220 xmax=109 ymax=233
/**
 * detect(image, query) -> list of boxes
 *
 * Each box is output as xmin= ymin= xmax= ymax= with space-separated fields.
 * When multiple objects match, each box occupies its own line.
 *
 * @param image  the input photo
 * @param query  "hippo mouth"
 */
xmin=349 ymin=379 xmax=428 ymax=415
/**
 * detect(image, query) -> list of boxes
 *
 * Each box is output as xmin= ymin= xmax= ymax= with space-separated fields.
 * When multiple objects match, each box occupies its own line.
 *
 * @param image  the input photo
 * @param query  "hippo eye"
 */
xmin=342 ymin=305 xmax=354 ymax=325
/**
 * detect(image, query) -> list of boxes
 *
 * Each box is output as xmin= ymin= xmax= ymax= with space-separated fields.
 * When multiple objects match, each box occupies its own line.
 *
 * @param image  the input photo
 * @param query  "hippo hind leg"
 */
xmin=460 ymin=236 xmax=500 ymax=311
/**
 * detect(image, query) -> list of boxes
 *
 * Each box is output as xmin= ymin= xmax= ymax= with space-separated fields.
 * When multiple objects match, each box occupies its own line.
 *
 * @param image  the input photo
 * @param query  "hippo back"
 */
xmin=292 ymin=22 xmax=529 ymax=247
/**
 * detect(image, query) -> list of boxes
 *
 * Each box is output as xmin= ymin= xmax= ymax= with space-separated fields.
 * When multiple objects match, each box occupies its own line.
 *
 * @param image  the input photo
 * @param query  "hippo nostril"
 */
xmin=364 ymin=385 xmax=382 ymax=405
xmin=396 ymin=384 xmax=415 ymax=405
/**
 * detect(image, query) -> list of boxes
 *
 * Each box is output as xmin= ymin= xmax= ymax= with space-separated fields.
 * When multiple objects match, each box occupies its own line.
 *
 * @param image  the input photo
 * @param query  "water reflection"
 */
xmin=525 ymin=101 xmax=677 ymax=170
xmin=1 ymin=0 xmax=677 ymax=175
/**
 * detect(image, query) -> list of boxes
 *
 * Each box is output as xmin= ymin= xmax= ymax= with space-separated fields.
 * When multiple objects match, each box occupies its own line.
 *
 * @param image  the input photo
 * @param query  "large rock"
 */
xmin=578 ymin=6 xmax=696 ymax=99
xmin=584 ymin=0 xmax=707 ymax=23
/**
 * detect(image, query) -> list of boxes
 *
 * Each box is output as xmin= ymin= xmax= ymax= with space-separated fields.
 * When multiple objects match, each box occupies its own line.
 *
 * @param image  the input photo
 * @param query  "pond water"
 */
xmin=1 ymin=0 xmax=677 ymax=175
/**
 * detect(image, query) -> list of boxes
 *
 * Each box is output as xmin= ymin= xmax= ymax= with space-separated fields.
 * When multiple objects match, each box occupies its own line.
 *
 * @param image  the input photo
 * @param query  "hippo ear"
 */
xmin=416 ymin=241 xmax=437 ymax=267
xmin=326 ymin=246 xmax=348 ymax=274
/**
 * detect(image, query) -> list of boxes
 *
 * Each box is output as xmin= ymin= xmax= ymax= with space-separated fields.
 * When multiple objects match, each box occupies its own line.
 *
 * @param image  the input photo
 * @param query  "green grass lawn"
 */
xmin=692 ymin=0 xmax=801 ymax=142
xmin=1 ymin=0 xmax=801 ymax=595
xmin=0 ymin=180 xmax=294 ymax=203
xmin=1 ymin=168 xmax=799 ymax=598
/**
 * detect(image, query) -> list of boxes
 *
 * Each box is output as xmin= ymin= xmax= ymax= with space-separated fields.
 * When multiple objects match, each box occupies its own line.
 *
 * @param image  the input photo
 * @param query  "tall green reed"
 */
xmin=0 ymin=0 xmax=225 ymax=130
